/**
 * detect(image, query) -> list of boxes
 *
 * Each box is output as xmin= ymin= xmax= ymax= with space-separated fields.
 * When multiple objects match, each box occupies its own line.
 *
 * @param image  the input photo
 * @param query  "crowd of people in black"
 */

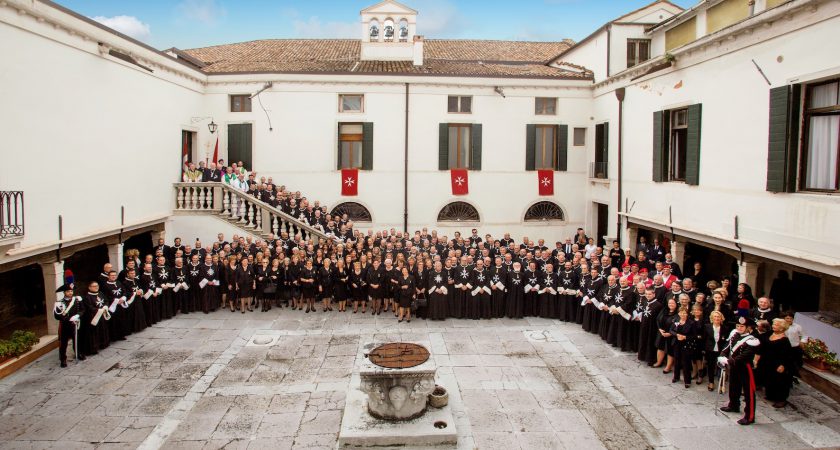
xmin=51 ymin=161 xmax=803 ymax=427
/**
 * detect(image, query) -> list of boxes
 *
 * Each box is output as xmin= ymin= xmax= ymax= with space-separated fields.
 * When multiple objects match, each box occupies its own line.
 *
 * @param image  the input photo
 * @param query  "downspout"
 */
xmin=403 ymin=82 xmax=409 ymax=233
xmin=606 ymin=24 xmax=612 ymax=78
xmin=615 ymin=87 xmax=625 ymax=246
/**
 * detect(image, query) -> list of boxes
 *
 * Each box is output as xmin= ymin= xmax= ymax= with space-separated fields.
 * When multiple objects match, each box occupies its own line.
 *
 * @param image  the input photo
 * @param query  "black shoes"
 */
xmin=720 ymin=405 xmax=740 ymax=413
xmin=737 ymin=418 xmax=754 ymax=425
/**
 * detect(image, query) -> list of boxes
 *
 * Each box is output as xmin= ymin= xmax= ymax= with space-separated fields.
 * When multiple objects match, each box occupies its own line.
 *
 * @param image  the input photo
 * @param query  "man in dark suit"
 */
xmin=647 ymin=239 xmax=666 ymax=262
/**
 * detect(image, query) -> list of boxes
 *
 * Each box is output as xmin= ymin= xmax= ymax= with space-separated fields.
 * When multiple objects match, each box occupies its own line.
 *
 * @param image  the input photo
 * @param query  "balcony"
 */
xmin=0 ymin=191 xmax=24 ymax=251
xmin=589 ymin=162 xmax=609 ymax=181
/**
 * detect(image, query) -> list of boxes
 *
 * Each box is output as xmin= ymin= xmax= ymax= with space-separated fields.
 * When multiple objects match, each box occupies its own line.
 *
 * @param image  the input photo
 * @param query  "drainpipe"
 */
xmin=404 ymin=83 xmax=409 ymax=233
xmin=606 ymin=24 xmax=612 ymax=79
xmin=615 ymin=87 xmax=625 ymax=246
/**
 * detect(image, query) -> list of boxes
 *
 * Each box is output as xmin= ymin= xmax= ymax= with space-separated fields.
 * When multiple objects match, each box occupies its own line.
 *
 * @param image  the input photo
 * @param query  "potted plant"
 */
xmin=802 ymin=338 xmax=839 ymax=371
xmin=0 ymin=331 xmax=39 ymax=364
xmin=428 ymin=385 xmax=448 ymax=408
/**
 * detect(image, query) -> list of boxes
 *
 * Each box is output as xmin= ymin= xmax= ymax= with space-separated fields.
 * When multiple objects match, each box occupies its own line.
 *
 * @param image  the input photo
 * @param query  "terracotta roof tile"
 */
xmin=181 ymin=38 xmax=589 ymax=80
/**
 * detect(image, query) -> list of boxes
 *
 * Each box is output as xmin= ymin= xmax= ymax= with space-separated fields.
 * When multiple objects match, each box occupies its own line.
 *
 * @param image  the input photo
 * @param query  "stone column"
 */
xmin=626 ymin=227 xmax=639 ymax=253
xmin=738 ymin=261 xmax=761 ymax=290
xmin=671 ymin=239 xmax=686 ymax=267
xmin=40 ymin=261 xmax=64 ymax=335
xmin=151 ymin=230 xmax=165 ymax=246
xmin=108 ymin=243 xmax=124 ymax=272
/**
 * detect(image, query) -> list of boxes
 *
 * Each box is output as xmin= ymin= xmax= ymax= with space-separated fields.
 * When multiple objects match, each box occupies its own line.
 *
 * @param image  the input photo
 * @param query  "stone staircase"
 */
xmin=172 ymin=182 xmax=330 ymax=244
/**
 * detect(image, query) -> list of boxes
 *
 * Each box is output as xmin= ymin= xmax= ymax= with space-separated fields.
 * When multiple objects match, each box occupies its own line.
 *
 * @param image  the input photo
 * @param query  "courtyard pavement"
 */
xmin=2 ymin=308 xmax=840 ymax=450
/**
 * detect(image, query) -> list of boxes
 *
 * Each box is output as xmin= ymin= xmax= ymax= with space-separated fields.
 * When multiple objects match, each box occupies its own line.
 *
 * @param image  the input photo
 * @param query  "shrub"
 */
xmin=0 ymin=330 xmax=40 ymax=361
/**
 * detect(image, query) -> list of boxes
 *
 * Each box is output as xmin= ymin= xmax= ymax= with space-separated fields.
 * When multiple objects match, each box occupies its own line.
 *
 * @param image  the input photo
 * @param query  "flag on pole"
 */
xmin=538 ymin=170 xmax=554 ymax=196
xmin=182 ymin=133 xmax=189 ymax=171
xmin=341 ymin=169 xmax=358 ymax=196
xmin=212 ymin=136 xmax=219 ymax=165
xmin=450 ymin=169 xmax=469 ymax=195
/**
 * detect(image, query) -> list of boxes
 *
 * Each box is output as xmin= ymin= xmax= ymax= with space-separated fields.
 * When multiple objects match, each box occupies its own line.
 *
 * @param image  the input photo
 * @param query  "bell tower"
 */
xmin=359 ymin=0 xmax=421 ymax=64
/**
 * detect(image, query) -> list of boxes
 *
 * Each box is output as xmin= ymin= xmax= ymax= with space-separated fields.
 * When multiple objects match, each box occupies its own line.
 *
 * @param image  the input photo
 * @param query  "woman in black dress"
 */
xmin=234 ymin=258 xmax=255 ymax=314
xmin=654 ymin=297 xmax=678 ymax=372
xmin=267 ymin=258 xmax=282 ymax=310
xmin=396 ymin=267 xmax=414 ymax=323
xmin=366 ymin=259 xmax=384 ymax=315
xmin=254 ymin=258 xmax=270 ymax=312
xmin=760 ymin=318 xmax=795 ymax=408
xmin=690 ymin=303 xmax=706 ymax=383
xmin=223 ymin=256 xmax=239 ymax=312
xmin=334 ymin=259 xmax=350 ymax=312
xmin=318 ymin=258 xmax=334 ymax=312
xmin=299 ymin=258 xmax=317 ymax=313
xmin=428 ymin=261 xmax=449 ymax=320
xmin=414 ymin=259 xmax=429 ymax=319
xmin=350 ymin=261 xmax=367 ymax=313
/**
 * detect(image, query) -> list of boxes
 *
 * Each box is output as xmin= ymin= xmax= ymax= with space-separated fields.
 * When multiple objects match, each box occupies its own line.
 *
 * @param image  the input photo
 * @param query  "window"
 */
xmin=669 ymin=108 xmax=689 ymax=181
xmin=437 ymin=202 xmax=480 ymax=222
xmin=339 ymin=124 xmax=363 ymax=169
xmin=331 ymin=202 xmax=372 ymax=222
xmin=801 ymin=79 xmax=840 ymax=191
xmin=230 ymin=95 xmax=251 ymax=112
xmin=574 ymin=127 xmax=586 ymax=146
xmin=652 ymin=105 xmax=702 ymax=185
xmin=535 ymin=97 xmax=557 ymax=115
xmin=339 ymin=94 xmax=364 ymax=113
xmin=448 ymin=96 xmax=472 ymax=113
xmin=524 ymin=201 xmax=565 ymax=222
xmin=592 ymin=123 xmax=608 ymax=179
xmin=448 ymin=125 xmax=472 ymax=169
xmin=535 ymin=125 xmax=556 ymax=170
xmin=626 ymin=39 xmax=651 ymax=68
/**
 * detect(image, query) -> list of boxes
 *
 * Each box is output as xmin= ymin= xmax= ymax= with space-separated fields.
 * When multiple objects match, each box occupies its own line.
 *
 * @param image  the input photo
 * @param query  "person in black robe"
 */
xmin=655 ymin=298 xmax=679 ymax=372
xmin=538 ymin=264 xmax=557 ymax=319
xmin=608 ymin=278 xmax=633 ymax=348
xmin=172 ymin=259 xmax=189 ymax=315
xmin=573 ymin=264 xmax=588 ymax=325
xmin=470 ymin=260 xmax=492 ymax=319
xmin=670 ymin=307 xmax=698 ymax=388
xmin=123 ymin=268 xmax=147 ymax=333
xmin=154 ymin=256 xmax=175 ymax=320
xmin=383 ymin=260 xmax=399 ymax=316
xmin=334 ymin=259 xmax=350 ymax=312
xmin=236 ymin=258 xmax=256 ymax=313
xmin=139 ymin=263 xmax=159 ymax=326
xmin=637 ymin=287 xmax=664 ymax=366
xmin=489 ymin=258 xmax=507 ymax=318
xmin=452 ymin=257 xmax=472 ymax=319
xmin=264 ymin=259 xmax=281 ymax=310
xmin=288 ymin=257 xmax=302 ymax=311
xmin=82 ymin=282 xmax=109 ymax=354
xmin=350 ymin=261 xmax=367 ymax=314
xmin=579 ymin=268 xmax=597 ymax=332
xmin=505 ymin=262 xmax=525 ymax=319
xmin=428 ymin=261 xmax=449 ymax=320
xmin=396 ymin=267 xmax=415 ymax=323
xmin=366 ymin=259 xmax=384 ymax=315
xmin=54 ymin=284 xmax=85 ymax=367
xmin=187 ymin=254 xmax=203 ymax=314
xmin=597 ymin=276 xmax=619 ymax=341
xmin=101 ymin=271 xmax=128 ymax=342
xmin=523 ymin=262 xmax=540 ymax=318
xmin=622 ymin=282 xmax=644 ymax=353
xmin=558 ymin=262 xmax=578 ymax=322
xmin=317 ymin=258 xmax=334 ymax=312
xmin=445 ymin=259 xmax=456 ymax=318
xmin=200 ymin=255 xmax=221 ymax=313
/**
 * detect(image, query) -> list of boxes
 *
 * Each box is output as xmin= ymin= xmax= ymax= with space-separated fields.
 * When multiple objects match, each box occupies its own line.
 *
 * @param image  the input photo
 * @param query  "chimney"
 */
xmin=413 ymin=35 xmax=424 ymax=66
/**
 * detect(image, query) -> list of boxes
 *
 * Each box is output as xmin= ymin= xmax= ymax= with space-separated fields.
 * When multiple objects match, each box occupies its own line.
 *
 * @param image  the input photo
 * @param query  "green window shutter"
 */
xmin=766 ymin=85 xmax=801 ymax=193
xmin=470 ymin=123 xmax=482 ymax=170
xmin=336 ymin=124 xmax=342 ymax=170
xmin=685 ymin=104 xmax=702 ymax=186
xmin=556 ymin=124 xmax=568 ymax=171
xmin=652 ymin=111 xmax=664 ymax=182
xmin=361 ymin=122 xmax=373 ymax=170
xmin=525 ymin=124 xmax=536 ymax=171
xmin=439 ymin=123 xmax=449 ymax=170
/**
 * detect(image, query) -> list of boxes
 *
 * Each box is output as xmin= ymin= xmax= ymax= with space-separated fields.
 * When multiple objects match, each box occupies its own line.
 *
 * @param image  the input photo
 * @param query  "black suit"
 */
xmin=647 ymin=246 xmax=665 ymax=262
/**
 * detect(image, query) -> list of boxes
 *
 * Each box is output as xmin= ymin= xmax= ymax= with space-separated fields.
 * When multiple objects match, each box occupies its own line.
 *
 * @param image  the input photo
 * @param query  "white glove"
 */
xmin=717 ymin=356 xmax=728 ymax=367
xmin=70 ymin=314 xmax=80 ymax=323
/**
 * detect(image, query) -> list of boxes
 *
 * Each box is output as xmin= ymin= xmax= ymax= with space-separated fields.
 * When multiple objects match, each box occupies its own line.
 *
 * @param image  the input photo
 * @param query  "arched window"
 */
xmin=369 ymin=19 xmax=380 ymax=40
xmin=437 ymin=202 xmax=480 ymax=222
xmin=398 ymin=19 xmax=408 ymax=41
xmin=524 ymin=201 xmax=565 ymax=222
xmin=383 ymin=19 xmax=395 ymax=41
xmin=331 ymin=202 xmax=372 ymax=222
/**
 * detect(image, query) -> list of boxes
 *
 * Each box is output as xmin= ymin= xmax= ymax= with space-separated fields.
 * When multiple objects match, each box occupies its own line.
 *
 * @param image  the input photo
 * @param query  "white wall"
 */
xmin=0 ymin=8 xmax=205 ymax=256
xmin=592 ymin=8 xmax=840 ymax=273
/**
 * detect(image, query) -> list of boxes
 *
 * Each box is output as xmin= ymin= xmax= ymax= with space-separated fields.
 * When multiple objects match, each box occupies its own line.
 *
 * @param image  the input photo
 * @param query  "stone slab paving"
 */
xmin=2 ymin=309 xmax=840 ymax=449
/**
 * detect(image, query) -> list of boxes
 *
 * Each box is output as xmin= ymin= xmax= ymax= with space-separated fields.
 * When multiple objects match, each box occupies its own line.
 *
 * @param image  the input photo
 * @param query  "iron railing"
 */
xmin=0 ymin=191 xmax=24 ymax=238
xmin=589 ymin=162 xmax=608 ymax=180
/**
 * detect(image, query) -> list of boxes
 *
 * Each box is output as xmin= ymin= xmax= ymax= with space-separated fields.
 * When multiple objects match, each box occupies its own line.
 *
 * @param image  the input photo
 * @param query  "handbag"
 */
xmin=263 ymin=283 xmax=277 ymax=294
